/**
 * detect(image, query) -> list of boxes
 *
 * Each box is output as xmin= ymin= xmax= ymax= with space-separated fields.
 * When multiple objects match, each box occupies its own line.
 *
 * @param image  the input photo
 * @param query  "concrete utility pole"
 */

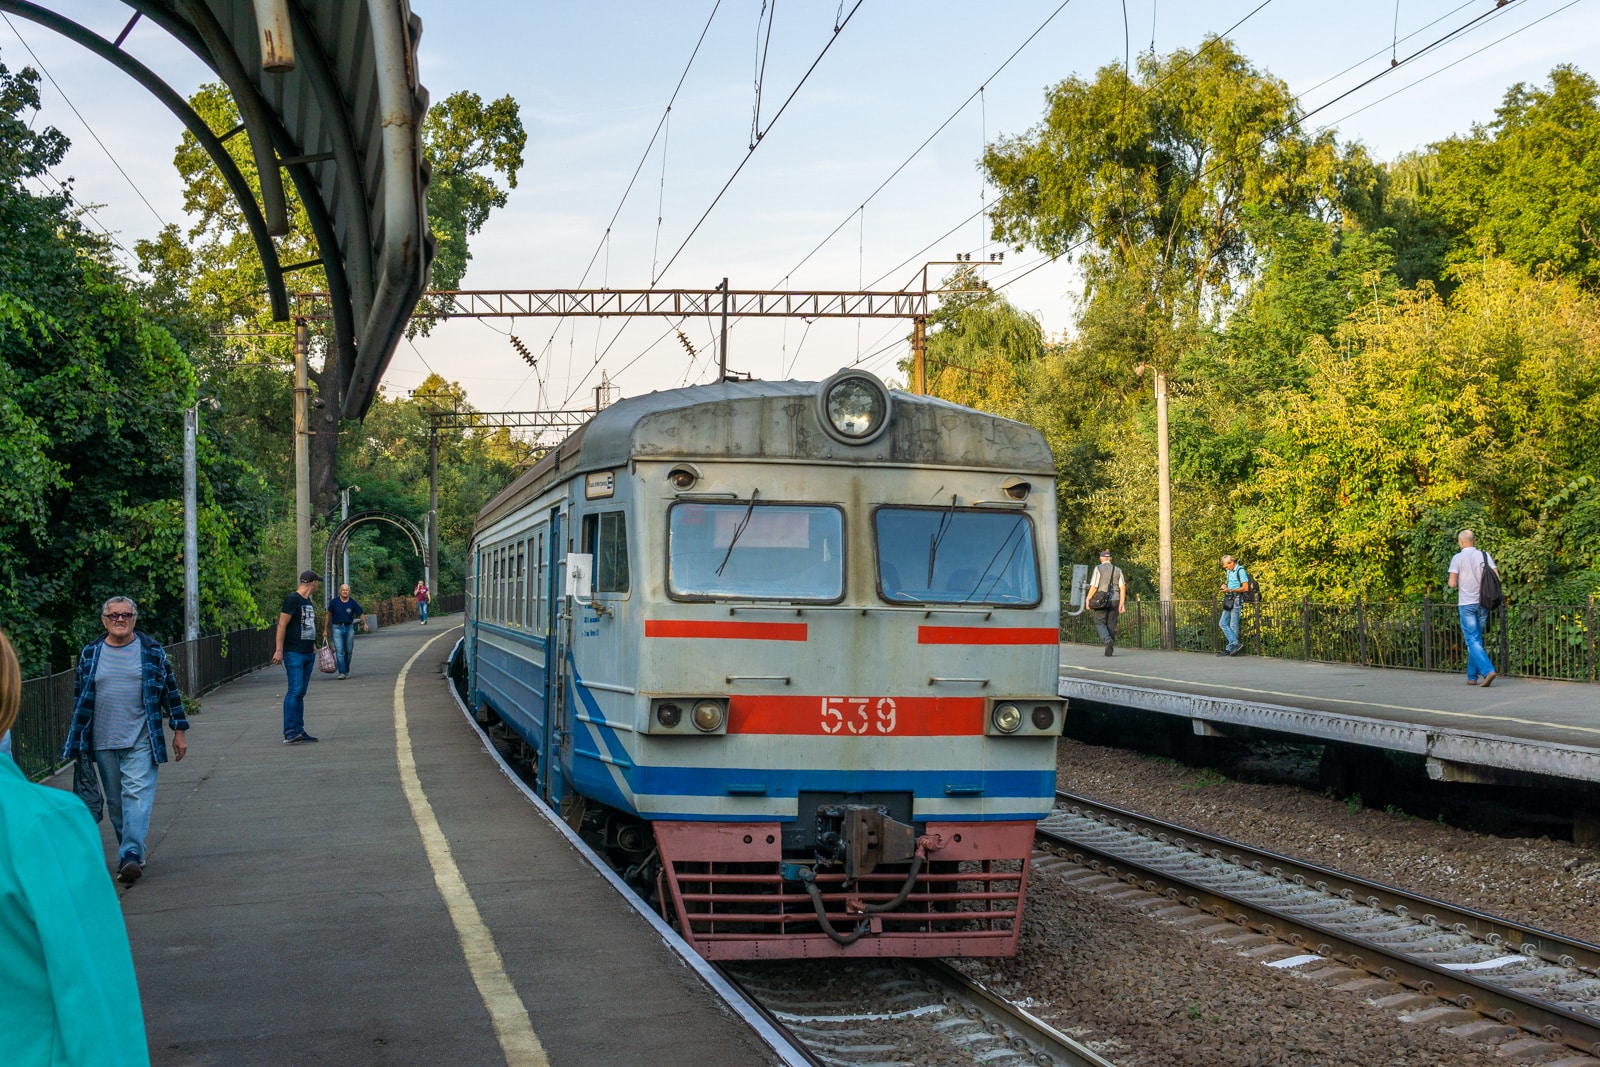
xmin=1155 ymin=367 xmax=1175 ymax=649
xmin=339 ymin=485 xmax=360 ymax=586
xmin=716 ymin=277 xmax=729 ymax=381
xmin=427 ymin=427 xmax=439 ymax=595
xmin=182 ymin=403 xmax=200 ymax=695
xmin=293 ymin=319 xmax=311 ymax=576
xmin=911 ymin=315 xmax=927 ymax=395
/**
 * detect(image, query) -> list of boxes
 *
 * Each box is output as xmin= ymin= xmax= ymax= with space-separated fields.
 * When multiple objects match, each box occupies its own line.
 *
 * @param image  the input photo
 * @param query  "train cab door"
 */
xmin=541 ymin=505 xmax=569 ymax=807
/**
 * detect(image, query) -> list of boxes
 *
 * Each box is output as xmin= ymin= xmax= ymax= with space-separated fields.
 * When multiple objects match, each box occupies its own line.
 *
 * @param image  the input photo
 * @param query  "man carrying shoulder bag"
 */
xmin=1086 ymin=550 xmax=1127 ymax=657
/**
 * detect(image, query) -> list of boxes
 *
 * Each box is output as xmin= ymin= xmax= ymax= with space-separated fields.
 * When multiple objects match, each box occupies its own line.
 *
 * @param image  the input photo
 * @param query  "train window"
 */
xmin=580 ymin=511 xmax=631 ymax=593
xmin=533 ymin=529 xmax=546 ymax=631
xmin=668 ymin=502 xmax=843 ymax=601
xmin=874 ymin=507 xmax=1041 ymax=606
xmin=515 ymin=541 xmax=526 ymax=628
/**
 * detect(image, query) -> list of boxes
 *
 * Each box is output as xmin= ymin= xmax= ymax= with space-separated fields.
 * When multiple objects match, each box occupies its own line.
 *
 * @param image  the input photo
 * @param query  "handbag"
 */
xmin=1087 ymin=564 xmax=1115 ymax=610
xmin=73 ymin=753 xmax=104 ymax=823
xmin=316 ymin=643 xmax=337 ymax=673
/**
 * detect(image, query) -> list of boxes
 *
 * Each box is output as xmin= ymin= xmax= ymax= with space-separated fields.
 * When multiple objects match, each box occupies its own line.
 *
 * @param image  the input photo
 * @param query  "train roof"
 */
xmin=475 ymin=377 xmax=1054 ymax=530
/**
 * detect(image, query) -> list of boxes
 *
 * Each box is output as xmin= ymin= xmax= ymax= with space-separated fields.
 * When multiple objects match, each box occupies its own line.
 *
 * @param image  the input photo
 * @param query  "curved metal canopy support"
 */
xmin=322 ymin=510 xmax=427 ymax=591
xmin=0 ymin=0 xmax=290 ymax=319
xmin=4 ymin=0 xmax=431 ymax=419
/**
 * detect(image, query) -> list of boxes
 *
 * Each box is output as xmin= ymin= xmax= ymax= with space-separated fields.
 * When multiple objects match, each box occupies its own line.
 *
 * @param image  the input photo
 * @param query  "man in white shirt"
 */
xmin=1447 ymin=529 xmax=1499 ymax=687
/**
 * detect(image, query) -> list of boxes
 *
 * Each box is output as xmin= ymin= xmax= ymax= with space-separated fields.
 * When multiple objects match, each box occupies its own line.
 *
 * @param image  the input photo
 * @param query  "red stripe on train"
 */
xmin=917 ymin=626 xmax=1060 ymax=645
xmin=727 ymin=695 xmax=985 ymax=736
xmin=645 ymin=619 xmax=809 ymax=641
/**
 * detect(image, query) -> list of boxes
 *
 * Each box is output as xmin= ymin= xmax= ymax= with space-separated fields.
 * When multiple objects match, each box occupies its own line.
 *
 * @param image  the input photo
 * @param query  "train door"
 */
xmin=541 ymin=504 xmax=568 ymax=805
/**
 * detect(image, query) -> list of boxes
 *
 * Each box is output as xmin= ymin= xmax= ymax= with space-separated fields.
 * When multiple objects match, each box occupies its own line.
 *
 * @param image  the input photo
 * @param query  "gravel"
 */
xmin=949 ymin=739 xmax=1600 ymax=1066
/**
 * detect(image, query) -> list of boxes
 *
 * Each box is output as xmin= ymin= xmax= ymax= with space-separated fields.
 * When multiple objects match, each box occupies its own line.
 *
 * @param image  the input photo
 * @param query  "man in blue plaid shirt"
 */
xmin=61 ymin=596 xmax=190 ymax=884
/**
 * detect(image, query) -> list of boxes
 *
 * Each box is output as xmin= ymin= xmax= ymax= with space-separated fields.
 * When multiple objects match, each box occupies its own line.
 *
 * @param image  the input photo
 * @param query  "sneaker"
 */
xmin=1103 ymin=644 xmax=1114 ymax=657
xmin=337 ymin=673 xmax=347 ymax=679
xmin=297 ymin=732 xmax=319 ymax=743
xmin=1226 ymin=644 xmax=1243 ymax=656
xmin=1479 ymin=671 xmax=1496 ymax=688
xmin=284 ymin=734 xmax=306 ymax=745
xmin=117 ymin=858 xmax=142 ymax=884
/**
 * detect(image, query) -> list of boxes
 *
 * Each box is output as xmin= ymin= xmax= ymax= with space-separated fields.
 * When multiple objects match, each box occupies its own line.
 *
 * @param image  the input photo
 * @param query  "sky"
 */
xmin=4 ymin=0 xmax=1598 ymax=420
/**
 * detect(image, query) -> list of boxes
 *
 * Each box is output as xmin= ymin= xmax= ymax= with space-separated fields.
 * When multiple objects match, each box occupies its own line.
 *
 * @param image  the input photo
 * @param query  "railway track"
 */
xmin=1038 ymin=792 xmax=1600 ymax=1060
xmin=719 ymin=958 xmax=1118 ymax=1067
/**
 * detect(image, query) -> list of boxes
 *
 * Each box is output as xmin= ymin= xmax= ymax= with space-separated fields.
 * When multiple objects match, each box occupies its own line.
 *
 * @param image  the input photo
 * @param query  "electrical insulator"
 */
xmin=676 ymin=331 xmax=697 ymax=357
xmin=508 ymin=335 xmax=535 ymax=367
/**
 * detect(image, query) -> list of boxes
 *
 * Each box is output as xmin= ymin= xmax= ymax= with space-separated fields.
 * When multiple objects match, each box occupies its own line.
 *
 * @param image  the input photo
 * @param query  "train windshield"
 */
xmin=875 ymin=507 xmax=1040 ymax=605
xmin=668 ymin=502 xmax=844 ymax=601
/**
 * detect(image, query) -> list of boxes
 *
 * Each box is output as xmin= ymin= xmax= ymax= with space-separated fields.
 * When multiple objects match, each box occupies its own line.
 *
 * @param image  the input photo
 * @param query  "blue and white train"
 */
xmin=462 ymin=369 xmax=1063 ymax=959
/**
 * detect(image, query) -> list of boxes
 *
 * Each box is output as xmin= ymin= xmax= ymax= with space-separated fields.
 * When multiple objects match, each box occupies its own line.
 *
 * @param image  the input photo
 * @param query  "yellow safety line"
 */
xmin=1062 ymin=663 xmax=1600 ymax=740
xmin=395 ymin=629 xmax=549 ymax=1066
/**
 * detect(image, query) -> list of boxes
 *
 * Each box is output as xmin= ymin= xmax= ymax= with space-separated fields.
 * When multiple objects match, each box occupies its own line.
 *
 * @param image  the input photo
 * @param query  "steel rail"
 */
xmin=1043 ymin=791 xmax=1600 ymax=1058
xmin=916 ymin=959 xmax=1120 ymax=1067
xmin=710 ymin=965 xmax=829 ymax=1067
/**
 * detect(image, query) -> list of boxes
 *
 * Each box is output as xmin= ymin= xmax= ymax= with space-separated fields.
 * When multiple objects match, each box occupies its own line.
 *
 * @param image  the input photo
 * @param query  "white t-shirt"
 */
xmin=1448 ymin=548 xmax=1496 ymax=606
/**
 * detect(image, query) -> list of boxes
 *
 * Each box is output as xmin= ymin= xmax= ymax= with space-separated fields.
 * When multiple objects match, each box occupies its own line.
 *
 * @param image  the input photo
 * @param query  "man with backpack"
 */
xmin=1218 ymin=555 xmax=1254 ymax=656
xmin=1448 ymin=529 xmax=1501 ymax=687
xmin=1085 ymin=550 xmax=1127 ymax=656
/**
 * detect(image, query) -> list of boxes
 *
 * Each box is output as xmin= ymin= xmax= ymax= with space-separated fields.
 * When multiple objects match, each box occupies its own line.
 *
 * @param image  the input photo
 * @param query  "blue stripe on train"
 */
xmin=631 ymin=765 xmax=1056 ymax=799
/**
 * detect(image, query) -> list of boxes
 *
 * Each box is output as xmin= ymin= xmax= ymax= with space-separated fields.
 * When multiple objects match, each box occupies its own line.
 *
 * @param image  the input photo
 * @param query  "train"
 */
xmin=459 ymin=369 xmax=1063 ymax=959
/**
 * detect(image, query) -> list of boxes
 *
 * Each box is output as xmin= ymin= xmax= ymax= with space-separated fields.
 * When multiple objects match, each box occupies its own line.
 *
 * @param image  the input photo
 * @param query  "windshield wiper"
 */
xmin=960 ymin=516 xmax=1029 ymax=603
xmin=925 ymin=494 xmax=958 ymax=587
xmin=714 ymin=490 xmax=760 ymax=576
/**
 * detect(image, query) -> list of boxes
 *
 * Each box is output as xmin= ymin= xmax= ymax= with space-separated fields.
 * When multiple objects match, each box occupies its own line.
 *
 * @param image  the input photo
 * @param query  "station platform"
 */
xmin=55 ymin=615 xmax=785 ymax=1066
xmin=1057 ymin=644 xmax=1600 ymax=791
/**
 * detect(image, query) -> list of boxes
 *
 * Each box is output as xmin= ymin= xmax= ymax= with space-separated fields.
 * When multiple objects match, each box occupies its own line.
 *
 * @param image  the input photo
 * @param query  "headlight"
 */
xmin=1031 ymin=704 xmax=1055 ymax=730
xmin=691 ymin=699 xmax=725 ymax=732
xmin=817 ymin=369 xmax=891 ymax=444
xmin=992 ymin=702 xmax=1022 ymax=733
xmin=656 ymin=702 xmax=683 ymax=728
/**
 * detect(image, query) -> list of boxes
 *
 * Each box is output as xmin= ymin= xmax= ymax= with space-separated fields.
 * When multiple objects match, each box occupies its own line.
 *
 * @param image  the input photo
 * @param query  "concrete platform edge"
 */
xmin=441 ymin=638 xmax=812 ymax=1067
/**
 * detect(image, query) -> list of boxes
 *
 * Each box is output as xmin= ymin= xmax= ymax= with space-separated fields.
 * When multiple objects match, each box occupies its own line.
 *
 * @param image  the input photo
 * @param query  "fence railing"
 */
xmin=1063 ymin=597 xmax=1598 ymax=682
xmin=10 ymin=593 xmax=465 ymax=782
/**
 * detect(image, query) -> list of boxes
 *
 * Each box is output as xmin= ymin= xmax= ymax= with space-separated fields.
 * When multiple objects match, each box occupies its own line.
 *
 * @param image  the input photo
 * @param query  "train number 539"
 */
xmin=819 ymin=696 xmax=897 ymax=735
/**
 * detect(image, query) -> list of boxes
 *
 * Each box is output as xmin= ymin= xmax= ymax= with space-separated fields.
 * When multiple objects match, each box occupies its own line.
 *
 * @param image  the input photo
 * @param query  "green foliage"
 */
xmin=421 ymin=91 xmax=527 ymax=292
xmin=1426 ymin=66 xmax=1600 ymax=289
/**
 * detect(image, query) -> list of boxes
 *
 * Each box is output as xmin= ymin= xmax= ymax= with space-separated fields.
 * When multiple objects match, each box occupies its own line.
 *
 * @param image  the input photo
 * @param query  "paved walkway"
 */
xmin=1058 ymin=644 xmax=1600 ymax=784
xmin=55 ymin=615 xmax=778 ymax=1066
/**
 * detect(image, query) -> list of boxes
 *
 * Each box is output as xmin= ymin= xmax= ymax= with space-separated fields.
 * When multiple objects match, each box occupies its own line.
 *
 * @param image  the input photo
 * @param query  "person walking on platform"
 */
xmin=60 ymin=596 xmax=190 ymax=885
xmin=1085 ymin=550 xmax=1127 ymax=656
xmin=323 ymin=584 xmax=368 ymax=680
xmin=2 ymin=629 xmax=152 ymax=1064
xmin=1218 ymin=555 xmax=1252 ymax=656
xmin=414 ymin=580 xmax=430 ymax=625
xmin=273 ymin=570 xmax=322 ymax=743
xmin=1449 ymin=529 xmax=1500 ymax=687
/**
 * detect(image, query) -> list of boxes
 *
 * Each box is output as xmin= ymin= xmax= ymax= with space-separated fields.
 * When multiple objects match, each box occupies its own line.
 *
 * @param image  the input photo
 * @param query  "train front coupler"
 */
xmin=788 ymin=804 xmax=945 ymax=945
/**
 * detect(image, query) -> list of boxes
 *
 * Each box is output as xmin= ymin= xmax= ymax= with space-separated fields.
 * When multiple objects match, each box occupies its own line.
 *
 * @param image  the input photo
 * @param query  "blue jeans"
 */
xmin=418 ymin=600 xmax=428 ymax=623
xmin=282 ymin=650 xmax=315 ymax=739
xmin=1459 ymin=604 xmax=1496 ymax=680
xmin=1219 ymin=600 xmax=1243 ymax=650
xmin=96 ymin=739 xmax=157 ymax=864
xmin=330 ymin=624 xmax=355 ymax=675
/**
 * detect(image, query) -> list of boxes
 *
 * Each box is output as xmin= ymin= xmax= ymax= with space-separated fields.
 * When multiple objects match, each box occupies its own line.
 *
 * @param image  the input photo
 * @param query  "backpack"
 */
xmin=1477 ymin=550 xmax=1504 ymax=612
xmin=1238 ymin=566 xmax=1259 ymax=604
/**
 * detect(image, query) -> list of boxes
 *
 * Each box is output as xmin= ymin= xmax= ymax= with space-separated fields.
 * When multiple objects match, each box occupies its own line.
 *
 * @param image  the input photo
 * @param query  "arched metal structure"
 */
xmin=322 ymin=510 xmax=427 ymax=593
xmin=1 ymin=0 xmax=433 ymax=419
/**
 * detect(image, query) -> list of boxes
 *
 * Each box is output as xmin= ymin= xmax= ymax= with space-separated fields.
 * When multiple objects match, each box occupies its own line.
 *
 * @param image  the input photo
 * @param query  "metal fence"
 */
xmin=1063 ymin=597 xmax=1599 ymax=682
xmin=10 ymin=593 xmax=465 ymax=782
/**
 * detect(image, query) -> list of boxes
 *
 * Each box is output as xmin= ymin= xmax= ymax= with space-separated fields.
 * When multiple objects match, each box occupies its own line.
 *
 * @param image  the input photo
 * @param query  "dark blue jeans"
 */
xmin=1459 ymin=604 xmax=1496 ymax=680
xmin=282 ymin=650 xmax=315 ymax=739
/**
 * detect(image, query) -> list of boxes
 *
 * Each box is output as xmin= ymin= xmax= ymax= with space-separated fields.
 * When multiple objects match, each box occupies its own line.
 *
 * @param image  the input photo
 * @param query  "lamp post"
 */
xmin=183 ymin=397 xmax=219 ymax=696
xmin=339 ymin=484 xmax=361 ymax=586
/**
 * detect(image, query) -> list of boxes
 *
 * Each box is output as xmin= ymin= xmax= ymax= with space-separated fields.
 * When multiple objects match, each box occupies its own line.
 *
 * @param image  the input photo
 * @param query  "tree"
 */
xmin=1426 ymin=66 xmax=1600 ymax=289
xmin=137 ymin=85 xmax=526 ymax=518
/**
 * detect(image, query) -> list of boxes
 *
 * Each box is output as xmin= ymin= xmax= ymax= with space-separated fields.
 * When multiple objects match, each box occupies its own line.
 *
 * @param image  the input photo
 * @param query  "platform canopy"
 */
xmin=1 ymin=0 xmax=434 ymax=418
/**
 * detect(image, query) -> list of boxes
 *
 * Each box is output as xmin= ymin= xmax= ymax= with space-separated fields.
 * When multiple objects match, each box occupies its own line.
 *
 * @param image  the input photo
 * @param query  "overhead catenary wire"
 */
xmin=651 ymin=0 xmax=866 ymax=286
xmin=1 ymin=13 xmax=167 ymax=229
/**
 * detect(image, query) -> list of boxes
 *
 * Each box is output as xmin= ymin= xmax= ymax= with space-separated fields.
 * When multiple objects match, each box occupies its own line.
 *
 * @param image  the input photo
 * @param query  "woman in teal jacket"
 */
xmin=0 ymin=629 xmax=150 ymax=1066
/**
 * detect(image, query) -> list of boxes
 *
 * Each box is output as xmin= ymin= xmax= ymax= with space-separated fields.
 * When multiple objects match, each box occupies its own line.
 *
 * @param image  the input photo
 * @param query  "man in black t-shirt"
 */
xmin=272 ymin=570 xmax=322 ymax=744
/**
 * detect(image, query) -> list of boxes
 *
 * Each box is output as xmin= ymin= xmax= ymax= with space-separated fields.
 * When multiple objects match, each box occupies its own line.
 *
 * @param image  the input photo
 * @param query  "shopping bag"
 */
xmin=316 ymin=643 xmax=337 ymax=673
xmin=73 ymin=753 xmax=104 ymax=822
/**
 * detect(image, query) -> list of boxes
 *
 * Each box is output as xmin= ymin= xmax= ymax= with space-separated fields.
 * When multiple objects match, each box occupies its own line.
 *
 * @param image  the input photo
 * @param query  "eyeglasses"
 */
xmin=103 ymin=613 xmax=136 ymax=621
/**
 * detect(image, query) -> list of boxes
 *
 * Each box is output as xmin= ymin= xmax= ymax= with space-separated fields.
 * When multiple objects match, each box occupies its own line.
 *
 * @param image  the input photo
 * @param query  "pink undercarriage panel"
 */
xmin=653 ymin=821 xmax=1035 ymax=960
